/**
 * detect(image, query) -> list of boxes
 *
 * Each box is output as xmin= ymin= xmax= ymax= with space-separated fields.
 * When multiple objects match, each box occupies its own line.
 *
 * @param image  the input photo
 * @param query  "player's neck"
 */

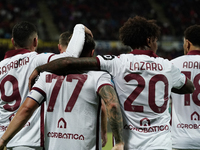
xmin=190 ymin=45 xmax=200 ymax=51
xmin=15 ymin=47 xmax=34 ymax=52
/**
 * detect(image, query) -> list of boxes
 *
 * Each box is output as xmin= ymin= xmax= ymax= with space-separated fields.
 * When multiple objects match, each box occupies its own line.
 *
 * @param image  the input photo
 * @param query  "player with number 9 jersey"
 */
xmin=170 ymin=25 xmax=200 ymax=149
xmin=0 ymin=22 xmax=85 ymax=149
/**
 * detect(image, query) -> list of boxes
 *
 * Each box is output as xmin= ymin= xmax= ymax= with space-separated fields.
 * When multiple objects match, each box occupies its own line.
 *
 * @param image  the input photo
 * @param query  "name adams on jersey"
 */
xmin=183 ymin=61 xmax=200 ymax=69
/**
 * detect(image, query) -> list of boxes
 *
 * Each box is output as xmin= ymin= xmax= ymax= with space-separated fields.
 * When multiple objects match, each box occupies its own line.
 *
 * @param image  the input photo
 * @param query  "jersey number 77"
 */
xmin=46 ymin=74 xmax=88 ymax=112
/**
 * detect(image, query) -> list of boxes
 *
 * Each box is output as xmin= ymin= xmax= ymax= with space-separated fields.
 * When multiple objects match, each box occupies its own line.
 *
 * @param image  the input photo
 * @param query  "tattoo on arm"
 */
xmin=37 ymin=57 xmax=99 ymax=75
xmin=99 ymin=85 xmax=123 ymax=144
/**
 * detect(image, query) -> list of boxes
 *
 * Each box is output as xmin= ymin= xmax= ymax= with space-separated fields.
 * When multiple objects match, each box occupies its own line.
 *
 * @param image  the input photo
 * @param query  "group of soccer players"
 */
xmin=0 ymin=15 xmax=199 ymax=150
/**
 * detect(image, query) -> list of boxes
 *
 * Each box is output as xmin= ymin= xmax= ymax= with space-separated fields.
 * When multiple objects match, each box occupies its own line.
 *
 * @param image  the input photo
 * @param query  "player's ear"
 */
xmin=91 ymin=49 xmax=95 ymax=57
xmin=33 ymin=37 xmax=38 ymax=47
xmin=58 ymin=44 xmax=62 ymax=53
xmin=11 ymin=38 xmax=15 ymax=46
xmin=186 ymin=39 xmax=191 ymax=52
xmin=146 ymin=37 xmax=151 ymax=48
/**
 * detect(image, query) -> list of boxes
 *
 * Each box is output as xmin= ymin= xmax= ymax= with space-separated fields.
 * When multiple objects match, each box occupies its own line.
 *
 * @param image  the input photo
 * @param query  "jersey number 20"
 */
xmin=124 ymin=73 xmax=168 ymax=113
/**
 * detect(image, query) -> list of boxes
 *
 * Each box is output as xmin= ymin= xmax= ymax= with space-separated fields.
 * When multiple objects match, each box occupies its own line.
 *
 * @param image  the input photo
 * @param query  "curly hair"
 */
xmin=12 ymin=21 xmax=37 ymax=48
xmin=184 ymin=25 xmax=200 ymax=47
xmin=119 ymin=16 xmax=160 ymax=49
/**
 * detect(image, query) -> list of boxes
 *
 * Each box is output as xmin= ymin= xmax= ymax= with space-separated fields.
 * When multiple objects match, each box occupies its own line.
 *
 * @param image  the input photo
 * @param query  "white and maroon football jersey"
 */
xmin=27 ymin=71 xmax=113 ymax=150
xmin=96 ymin=50 xmax=187 ymax=150
xmin=171 ymin=50 xmax=200 ymax=149
xmin=0 ymin=24 xmax=85 ymax=148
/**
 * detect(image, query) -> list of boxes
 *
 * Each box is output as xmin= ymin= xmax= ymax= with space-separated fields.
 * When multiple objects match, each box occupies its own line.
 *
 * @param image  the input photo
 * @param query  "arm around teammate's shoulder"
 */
xmin=172 ymin=77 xmax=194 ymax=94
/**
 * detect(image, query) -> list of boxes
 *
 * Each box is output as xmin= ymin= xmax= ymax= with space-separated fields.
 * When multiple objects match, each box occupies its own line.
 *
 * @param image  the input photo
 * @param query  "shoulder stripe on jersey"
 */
xmin=47 ymin=54 xmax=55 ymax=63
xmin=97 ymin=84 xmax=113 ymax=94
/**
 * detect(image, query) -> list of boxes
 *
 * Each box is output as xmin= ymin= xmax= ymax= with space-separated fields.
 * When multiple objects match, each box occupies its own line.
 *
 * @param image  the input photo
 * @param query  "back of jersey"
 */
xmin=29 ymin=71 xmax=112 ymax=150
xmin=0 ymin=50 xmax=53 ymax=148
xmin=97 ymin=52 xmax=186 ymax=150
xmin=171 ymin=54 xmax=200 ymax=149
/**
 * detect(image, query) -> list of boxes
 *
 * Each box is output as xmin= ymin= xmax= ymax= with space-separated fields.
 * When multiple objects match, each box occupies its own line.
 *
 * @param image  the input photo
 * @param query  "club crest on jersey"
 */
xmin=140 ymin=118 xmax=151 ymax=126
xmin=58 ymin=118 xmax=67 ymax=129
xmin=101 ymin=55 xmax=115 ymax=60
xmin=191 ymin=111 xmax=200 ymax=120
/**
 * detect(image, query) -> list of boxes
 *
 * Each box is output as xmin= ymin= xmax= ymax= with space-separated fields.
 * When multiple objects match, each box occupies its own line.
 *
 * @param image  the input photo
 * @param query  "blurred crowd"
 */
xmin=160 ymin=0 xmax=200 ymax=37
xmin=46 ymin=0 xmax=156 ymax=40
xmin=0 ymin=0 xmax=42 ymax=39
xmin=0 ymin=0 xmax=199 ymax=60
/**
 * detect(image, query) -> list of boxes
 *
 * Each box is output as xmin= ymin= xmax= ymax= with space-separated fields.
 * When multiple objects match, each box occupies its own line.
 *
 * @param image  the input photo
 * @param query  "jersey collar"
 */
xmin=187 ymin=50 xmax=200 ymax=55
xmin=130 ymin=49 xmax=158 ymax=58
xmin=4 ymin=49 xmax=31 ymax=59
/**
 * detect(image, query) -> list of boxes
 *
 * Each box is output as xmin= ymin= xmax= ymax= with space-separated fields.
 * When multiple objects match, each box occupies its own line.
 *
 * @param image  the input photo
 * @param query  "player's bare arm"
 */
xmin=172 ymin=78 xmax=194 ymax=94
xmin=101 ymin=100 xmax=108 ymax=147
xmin=29 ymin=57 xmax=99 ymax=90
xmin=98 ymin=85 xmax=124 ymax=147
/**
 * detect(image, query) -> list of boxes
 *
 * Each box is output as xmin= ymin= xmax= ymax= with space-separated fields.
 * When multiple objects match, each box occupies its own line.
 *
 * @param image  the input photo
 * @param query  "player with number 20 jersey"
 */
xmin=97 ymin=50 xmax=187 ymax=150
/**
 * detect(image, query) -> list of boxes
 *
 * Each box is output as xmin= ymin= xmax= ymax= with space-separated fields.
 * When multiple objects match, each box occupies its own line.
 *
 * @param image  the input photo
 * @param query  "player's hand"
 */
xmin=28 ymin=69 xmax=39 ymax=91
xmin=111 ymin=143 xmax=124 ymax=150
xmin=0 ymin=138 xmax=6 ymax=150
xmin=101 ymin=131 xmax=107 ymax=147
xmin=84 ymin=26 xmax=93 ymax=37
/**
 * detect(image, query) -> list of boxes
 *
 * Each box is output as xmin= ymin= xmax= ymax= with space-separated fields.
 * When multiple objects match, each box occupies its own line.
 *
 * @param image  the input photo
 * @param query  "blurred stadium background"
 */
xmin=1 ymin=0 xmax=200 ymax=61
xmin=0 ymin=0 xmax=199 ymax=149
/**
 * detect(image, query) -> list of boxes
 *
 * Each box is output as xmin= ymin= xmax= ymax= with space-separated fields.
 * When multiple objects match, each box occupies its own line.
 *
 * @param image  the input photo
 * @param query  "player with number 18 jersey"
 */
xmin=171 ymin=51 xmax=200 ymax=149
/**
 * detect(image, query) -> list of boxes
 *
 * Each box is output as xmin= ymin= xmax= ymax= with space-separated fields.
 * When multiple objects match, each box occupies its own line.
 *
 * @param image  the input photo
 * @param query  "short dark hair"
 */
xmin=119 ymin=16 xmax=160 ymax=49
xmin=59 ymin=31 xmax=72 ymax=47
xmin=184 ymin=25 xmax=200 ymax=47
xmin=80 ymin=33 xmax=95 ymax=57
xmin=12 ymin=21 xmax=37 ymax=48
